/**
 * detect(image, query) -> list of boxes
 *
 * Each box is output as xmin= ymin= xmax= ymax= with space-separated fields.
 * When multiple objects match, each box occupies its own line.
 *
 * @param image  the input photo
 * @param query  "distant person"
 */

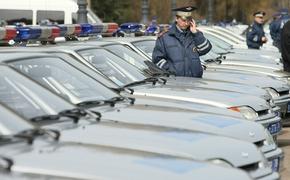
xmin=152 ymin=6 xmax=212 ymax=78
xmin=270 ymin=12 xmax=282 ymax=48
xmin=270 ymin=8 xmax=290 ymax=51
xmin=246 ymin=11 xmax=267 ymax=49
xmin=281 ymin=20 xmax=290 ymax=72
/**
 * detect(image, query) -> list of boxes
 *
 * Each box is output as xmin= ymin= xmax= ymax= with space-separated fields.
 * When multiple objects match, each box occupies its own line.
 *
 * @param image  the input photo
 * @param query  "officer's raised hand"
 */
xmin=262 ymin=36 xmax=268 ymax=43
xmin=190 ymin=19 xmax=197 ymax=33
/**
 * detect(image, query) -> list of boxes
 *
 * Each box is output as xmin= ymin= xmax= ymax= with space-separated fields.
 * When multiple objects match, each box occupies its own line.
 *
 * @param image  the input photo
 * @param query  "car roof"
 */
xmin=104 ymin=36 xmax=156 ymax=43
xmin=0 ymin=51 xmax=55 ymax=62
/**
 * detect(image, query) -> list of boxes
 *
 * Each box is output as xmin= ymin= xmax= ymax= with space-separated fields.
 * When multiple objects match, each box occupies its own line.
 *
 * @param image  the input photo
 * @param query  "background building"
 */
xmin=90 ymin=0 xmax=290 ymax=25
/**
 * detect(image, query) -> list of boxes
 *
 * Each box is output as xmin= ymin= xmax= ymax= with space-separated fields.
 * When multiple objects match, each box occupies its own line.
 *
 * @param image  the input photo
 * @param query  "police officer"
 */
xmin=270 ymin=9 xmax=290 ymax=51
xmin=246 ymin=11 xmax=267 ymax=49
xmin=152 ymin=6 xmax=212 ymax=78
xmin=281 ymin=20 xmax=290 ymax=72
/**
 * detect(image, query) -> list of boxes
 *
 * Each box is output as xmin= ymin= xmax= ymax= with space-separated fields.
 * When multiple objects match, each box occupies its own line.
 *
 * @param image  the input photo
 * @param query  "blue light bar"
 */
xmin=91 ymin=24 xmax=104 ymax=34
xmin=120 ymin=23 xmax=142 ymax=33
xmin=145 ymin=25 xmax=158 ymax=35
xmin=15 ymin=27 xmax=41 ymax=41
xmin=80 ymin=23 xmax=93 ymax=36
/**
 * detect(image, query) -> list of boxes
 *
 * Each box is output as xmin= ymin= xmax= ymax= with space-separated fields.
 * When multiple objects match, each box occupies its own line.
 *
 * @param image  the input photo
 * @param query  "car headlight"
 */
xmin=228 ymin=106 xmax=258 ymax=121
xmin=258 ymin=152 xmax=270 ymax=169
xmin=210 ymin=159 xmax=233 ymax=168
xmin=265 ymin=88 xmax=280 ymax=98
xmin=263 ymin=128 xmax=276 ymax=146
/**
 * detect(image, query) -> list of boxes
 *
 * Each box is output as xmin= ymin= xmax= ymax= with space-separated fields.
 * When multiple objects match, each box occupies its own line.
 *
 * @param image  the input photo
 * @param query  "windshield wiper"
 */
xmin=204 ymin=58 xmax=222 ymax=64
xmin=76 ymin=100 xmax=103 ymax=108
xmin=0 ymin=156 xmax=13 ymax=172
xmin=104 ymin=96 xmax=135 ymax=107
xmin=30 ymin=108 xmax=100 ymax=124
xmin=14 ymin=128 xmax=60 ymax=145
xmin=123 ymin=77 xmax=160 ymax=88
xmin=110 ymin=87 xmax=134 ymax=95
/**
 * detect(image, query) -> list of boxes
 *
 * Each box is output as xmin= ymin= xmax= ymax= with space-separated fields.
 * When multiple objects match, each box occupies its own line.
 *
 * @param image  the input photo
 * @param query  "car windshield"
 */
xmin=9 ymin=57 xmax=118 ymax=104
xmin=132 ymin=40 xmax=156 ymax=58
xmin=77 ymin=48 xmax=147 ymax=86
xmin=0 ymin=65 xmax=74 ymax=120
xmin=104 ymin=44 xmax=163 ymax=75
xmin=104 ymin=44 xmax=149 ymax=69
xmin=204 ymin=33 xmax=232 ymax=50
xmin=0 ymin=104 xmax=34 ymax=136
xmin=205 ymin=29 xmax=240 ymax=44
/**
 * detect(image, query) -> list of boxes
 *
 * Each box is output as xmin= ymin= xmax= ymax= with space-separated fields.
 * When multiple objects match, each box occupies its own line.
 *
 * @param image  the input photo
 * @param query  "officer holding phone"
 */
xmin=152 ymin=6 xmax=212 ymax=78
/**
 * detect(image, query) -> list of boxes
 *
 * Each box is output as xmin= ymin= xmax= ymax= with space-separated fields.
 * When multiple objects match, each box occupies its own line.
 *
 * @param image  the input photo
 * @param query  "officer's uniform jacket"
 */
xmin=246 ymin=22 xmax=265 ymax=49
xmin=270 ymin=19 xmax=280 ymax=46
xmin=152 ymin=24 xmax=212 ymax=77
xmin=270 ymin=15 xmax=290 ymax=50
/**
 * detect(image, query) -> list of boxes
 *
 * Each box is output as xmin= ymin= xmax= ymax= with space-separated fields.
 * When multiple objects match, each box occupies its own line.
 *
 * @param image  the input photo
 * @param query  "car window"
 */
xmin=0 ymin=9 xmax=32 ymax=25
xmin=78 ymin=48 xmax=147 ymax=86
xmin=104 ymin=44 xmax=164 ymax=75
xmin=204 ymin=33 xmax=232 ymax=50
xmin=104 ymin=44 xmax=149 ymax=69
xmin=37 ymin=10 xmax=65 ymax=24
xmin=132 ymin=40 xmax=156 ymax=58
xmin=0 ymin=65 xmax=74 ymax=119
xmin=206 ymin=29 xmax=240 ymax=44
xmin=9 ymin=57 xmax=118 ymax=104
xmin=0 ymin=104 xmax=34 ymax=135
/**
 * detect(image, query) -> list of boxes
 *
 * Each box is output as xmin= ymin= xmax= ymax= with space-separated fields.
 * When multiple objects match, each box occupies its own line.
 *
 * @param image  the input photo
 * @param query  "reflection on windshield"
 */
xmin=0 ymin=104 xmax=34 ymax=135
xmin=132 ymin=40 xmax=155 ymax=58
xmin=0 ymin=66 xmax=74 ymax=119
xmin=105 ymin=44 xmax=164 ymax=75
xmin=204 ymin=33 xmax=232 ymax=50
xmin=9 ymin=57 xmax=117 ymax=105
xmin=78 ymin=48 xmax=146 ymax=86
xmin=105 ymin=44 xmax=149 ymax=69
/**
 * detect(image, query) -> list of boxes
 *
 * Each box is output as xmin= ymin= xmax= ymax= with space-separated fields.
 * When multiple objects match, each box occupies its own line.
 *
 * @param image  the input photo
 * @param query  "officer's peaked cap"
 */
xmin=253 ymin=11 xmax=266 ymax=17
xmin=172 ymin=6 xmax=197 ymax=20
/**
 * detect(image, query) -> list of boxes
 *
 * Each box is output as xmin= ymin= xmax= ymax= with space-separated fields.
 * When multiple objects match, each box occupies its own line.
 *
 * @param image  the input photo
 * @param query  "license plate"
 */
xmin=287 ymin=103 xmax=290 ymax=113
xmin=270 ymin=158 xmax=280 ymax=172
xmin=267 ymin=122 xmax=282 ymax=134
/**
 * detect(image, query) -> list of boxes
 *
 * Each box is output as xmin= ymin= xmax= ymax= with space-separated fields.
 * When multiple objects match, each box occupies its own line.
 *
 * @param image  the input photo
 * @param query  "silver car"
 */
xmin=111 ymin=37 xmax=290 ymax=124
xmin=0 ymin=106 xmax=257 ymax=180
xmin=1 ymin=51 xmax=283 ymax=172
xmin=0 ymin=47 xmax=283 ymax=138
xmin=55 ymin=44 xmax=282 ymax=131
xmin=0 ymin=63 xmax=278 ymax=179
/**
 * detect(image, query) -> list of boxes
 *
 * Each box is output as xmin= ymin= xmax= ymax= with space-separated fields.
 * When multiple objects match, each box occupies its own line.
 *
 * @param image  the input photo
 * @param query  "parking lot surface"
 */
xmin=279 ymin=127 xmax=290 ymax=180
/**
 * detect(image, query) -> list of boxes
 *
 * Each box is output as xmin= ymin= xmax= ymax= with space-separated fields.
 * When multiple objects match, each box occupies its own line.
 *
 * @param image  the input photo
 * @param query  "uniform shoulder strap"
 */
xmin=158 ymin=29 xmax=169 ymax=37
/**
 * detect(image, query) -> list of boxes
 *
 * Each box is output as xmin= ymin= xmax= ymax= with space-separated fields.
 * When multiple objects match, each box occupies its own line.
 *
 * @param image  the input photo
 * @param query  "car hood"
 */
xmin=130 ymin=84 xmax=269 ymax=111
xmin=164 ymin=76 xmax=270 ymax=99
xmin=203 ymin=70 xmax=289 ymax=91
xmin=207 ymin=64 xmax=290 ymax=78
xmin=128 ymin=95 xmax=244 ymax=118
xmin=44 ymin=120 xmax=263 ymax=168
xmin=230 ymin=48 xmax=281 ymax=58
xmin=225 ymin=53 xmax=281 ymax=65
xmin=1 ymin=141 xmax=252 ymax=180
xmin=220 ymin=60 xmax=282 ymax=70
xmin=99 ymin=102 xmax=265 ymax=143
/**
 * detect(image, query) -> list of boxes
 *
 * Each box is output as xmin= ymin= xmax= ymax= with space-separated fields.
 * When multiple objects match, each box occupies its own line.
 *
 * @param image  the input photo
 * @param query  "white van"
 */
xmin=0 ymin=0 xmax=102 ymax=25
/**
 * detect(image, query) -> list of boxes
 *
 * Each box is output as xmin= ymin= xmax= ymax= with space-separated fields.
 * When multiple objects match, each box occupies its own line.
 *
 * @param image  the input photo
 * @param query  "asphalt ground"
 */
xmin=279 ymin=127 xmax=290 ymax=180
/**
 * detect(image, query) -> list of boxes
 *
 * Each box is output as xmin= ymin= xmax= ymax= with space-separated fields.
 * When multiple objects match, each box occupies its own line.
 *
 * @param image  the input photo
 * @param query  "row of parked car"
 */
xmin=0 ymin=23 xmax=288 ymax=179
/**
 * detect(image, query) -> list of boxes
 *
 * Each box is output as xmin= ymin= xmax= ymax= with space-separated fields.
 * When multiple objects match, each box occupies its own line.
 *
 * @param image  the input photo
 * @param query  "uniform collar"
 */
xmin=253 ymin=21 xmax=263 ymax=26
xmin=168 ymin=23 xmax=189 ymax=36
